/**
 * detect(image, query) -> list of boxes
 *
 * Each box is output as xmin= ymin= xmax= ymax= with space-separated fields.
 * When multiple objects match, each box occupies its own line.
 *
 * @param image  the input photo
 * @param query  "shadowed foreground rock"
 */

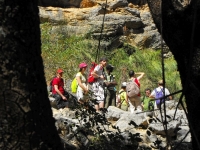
xmin=50 ymin=98 xmax=191 ymax=149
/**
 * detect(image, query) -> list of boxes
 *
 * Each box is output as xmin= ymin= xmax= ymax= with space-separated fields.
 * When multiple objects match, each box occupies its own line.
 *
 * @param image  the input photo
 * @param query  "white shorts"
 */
xmin=92 ymin=82 xmax=105 ymax=102
xmin=76 ymin=89 xmax=89 ymax=102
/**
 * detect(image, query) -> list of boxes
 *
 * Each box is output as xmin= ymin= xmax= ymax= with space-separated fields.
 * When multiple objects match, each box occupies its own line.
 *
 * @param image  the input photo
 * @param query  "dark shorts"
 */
xmin=52 ymin=92 xmax=69 ymax=109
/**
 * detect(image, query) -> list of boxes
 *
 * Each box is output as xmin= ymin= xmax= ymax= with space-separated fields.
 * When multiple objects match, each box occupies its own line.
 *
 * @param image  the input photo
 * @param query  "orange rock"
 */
xmin=128 ymin=3 xmax=134 ymax=8
xmin=80 ymin=0 xmax=97 ymax=8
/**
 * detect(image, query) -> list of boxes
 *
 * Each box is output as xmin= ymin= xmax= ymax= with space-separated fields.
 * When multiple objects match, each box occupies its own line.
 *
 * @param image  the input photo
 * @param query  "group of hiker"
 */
xmin=50 ymin=56 xmax=172 ymax=112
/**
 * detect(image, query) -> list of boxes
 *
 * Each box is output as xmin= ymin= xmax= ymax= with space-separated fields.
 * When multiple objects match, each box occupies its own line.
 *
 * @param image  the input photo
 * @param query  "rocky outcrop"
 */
xmin=39 ymin=0 xmax=170 ymax=51
xmin=38 ymin=0 xmax=83 ymax=8
xmin=50 ymin=98 xmax=191 ymax=149
xmin=38 ymin=0 xmax=147 ymax=8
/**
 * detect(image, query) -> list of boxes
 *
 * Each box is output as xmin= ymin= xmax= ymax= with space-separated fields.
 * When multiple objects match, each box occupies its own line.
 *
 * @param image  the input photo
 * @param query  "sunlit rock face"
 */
xmin=39 ymin=0 xmax=170 ymax=52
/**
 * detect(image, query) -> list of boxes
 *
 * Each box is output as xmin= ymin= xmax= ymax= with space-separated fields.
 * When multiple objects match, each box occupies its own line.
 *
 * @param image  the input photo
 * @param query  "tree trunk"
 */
xmin=147 ymin=0 xmax=200 ymax=149
xmin=0 ymin=0 xmax=64 ymax=149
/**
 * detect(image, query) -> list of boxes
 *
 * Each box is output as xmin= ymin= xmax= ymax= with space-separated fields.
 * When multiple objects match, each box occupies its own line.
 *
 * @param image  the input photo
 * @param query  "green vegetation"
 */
xmin=41 ymin=22 xmax=184 ymax=149
xmin=41 ymin=23 xmax=182 ymax=100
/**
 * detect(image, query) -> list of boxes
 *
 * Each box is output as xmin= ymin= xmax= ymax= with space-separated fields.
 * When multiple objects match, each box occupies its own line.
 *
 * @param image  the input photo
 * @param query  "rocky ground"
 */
xmin=50 ymin=96 xmax=192 ymax=150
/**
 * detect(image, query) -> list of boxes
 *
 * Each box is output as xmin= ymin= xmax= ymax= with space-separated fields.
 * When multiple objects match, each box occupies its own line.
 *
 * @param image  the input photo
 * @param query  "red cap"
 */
xmin=79 ymin=62 xmax=87 ymax=68
xmin=57 ymin=69 xmax=64 ymax=73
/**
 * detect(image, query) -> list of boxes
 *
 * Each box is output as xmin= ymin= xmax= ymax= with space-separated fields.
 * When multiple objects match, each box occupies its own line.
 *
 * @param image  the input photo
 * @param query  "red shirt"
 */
xmin=52 ymin=77 xmax=65 ymax=94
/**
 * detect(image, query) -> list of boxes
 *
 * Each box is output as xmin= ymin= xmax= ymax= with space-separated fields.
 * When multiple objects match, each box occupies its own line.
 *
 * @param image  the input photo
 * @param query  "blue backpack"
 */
xmin=154 ymin=88 xmax=164 ymax=106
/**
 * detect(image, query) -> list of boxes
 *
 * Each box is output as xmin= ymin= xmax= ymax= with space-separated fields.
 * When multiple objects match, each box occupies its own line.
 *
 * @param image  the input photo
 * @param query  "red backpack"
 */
xmin=88 ymin=62 xmax=98 ymax=84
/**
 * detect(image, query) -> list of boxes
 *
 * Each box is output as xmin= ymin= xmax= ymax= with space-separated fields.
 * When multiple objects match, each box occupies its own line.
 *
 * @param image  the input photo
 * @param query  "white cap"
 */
xmin=121 ymin=82 xmax=127 ymax=87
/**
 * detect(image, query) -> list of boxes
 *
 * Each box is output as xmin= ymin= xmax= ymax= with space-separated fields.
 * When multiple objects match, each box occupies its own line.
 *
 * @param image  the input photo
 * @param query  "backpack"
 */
xmin=126 ymin=79 xmax=140 ymax=98
xmin=88 ymin=62 xmax=98 ymax=84
xmin=154 ymin=88 xmax=164 ymax=106
xmin=49 ymin=77 xmax=57 ymax=92
xmin=71 ymin=78 xmax=78 ymax=93
xmin=116 ymin=91 xmax=125 ymax=108
xmin=148 ymin=101 xmax=154 ymax=111
xmin=71 ymin=72 xmax=83 ymax=93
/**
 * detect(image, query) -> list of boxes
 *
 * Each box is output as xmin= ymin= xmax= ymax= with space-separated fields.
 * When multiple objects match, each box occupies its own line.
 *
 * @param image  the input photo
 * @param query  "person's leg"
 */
xmin=104 ymin=90 xmax=111 ymax=108
xmin=121 ymin=105 xmax=126 ymax=111
xmin=53 ymin=94 xmax=62 ymax=109
xmin=110 ymin=90 xmax=116 ymax=106
xmin=129 ymin=103 xmax=135 ymax=113
xmin=62 ymin=100 xmax=69 ymax=108
xmin=91 ymin=82 xmax=98 ymax=100
xmin=92 ymin=82 xmax=105 ymax=101
xmin=129 ymin=97 xmax=136 ymax=113
xmin=60 ymin=94 xmax=69 ymax=108
xmin=135 ymin=96 xmax=142 ymax=112
xmin=154 ymin=101 xmax=158 ymax=109
xmin=99 ymin=101 xmax=104 ymax=109
xmin=53 ymin=94 xmax=68 ymax=109
xmin=125 ymin=105 xmax=129 ymax=111
xmin=93 ymin=82 xmax=105 ymax=112
xmin=95 ymin=104 xmax=99 ymax=112
xmin=95 ymin=100 xmax=104 ymax=112
xmin=63 ymin=92 xmax=70 ymax=108
xmin=121 ymin=104 xmax=129 ymax=111
xmin=77 ymin=89 xmax=84 ymax=104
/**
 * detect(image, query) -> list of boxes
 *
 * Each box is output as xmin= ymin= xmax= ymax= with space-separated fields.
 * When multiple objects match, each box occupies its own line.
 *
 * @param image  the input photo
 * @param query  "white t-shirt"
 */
xmin=94 ymin=64 xmax=104 ymax=82
xmin=150 ymin=86 xmax=170 ymax=97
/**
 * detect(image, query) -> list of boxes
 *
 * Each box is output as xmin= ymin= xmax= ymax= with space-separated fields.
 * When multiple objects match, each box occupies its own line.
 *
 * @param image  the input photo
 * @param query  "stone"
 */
xmin=39 ymin=2 xmax=169 ymax=50
xmin=51 ymin=101 xmax=190 ymax=148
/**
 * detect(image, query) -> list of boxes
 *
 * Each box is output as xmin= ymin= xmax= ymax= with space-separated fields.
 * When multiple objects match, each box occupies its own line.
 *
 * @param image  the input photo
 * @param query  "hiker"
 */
xmin=76 ymin=62 xmax=89 ymax=104
xmin=91 ymin=57 xmax=107 ymax=112
xmin=52 ymin=69 xmax=69 ymax=109
xmin=104 ymin=64 xmax=118 ymax=108
xmin=128 ymin=70 xmax=145 ymax=113
xmin=141 ymin=88 xmax=154 ymax=111
xmin=149 ymin=80 xmax=172 ymax=109
xmin=117 ymin=82 xmax=129 ymax=111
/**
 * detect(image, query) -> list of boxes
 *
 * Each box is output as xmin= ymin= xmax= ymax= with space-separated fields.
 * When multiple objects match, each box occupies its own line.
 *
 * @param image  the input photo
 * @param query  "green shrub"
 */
xmin=41 ymin=23 xmax=182 ymax=100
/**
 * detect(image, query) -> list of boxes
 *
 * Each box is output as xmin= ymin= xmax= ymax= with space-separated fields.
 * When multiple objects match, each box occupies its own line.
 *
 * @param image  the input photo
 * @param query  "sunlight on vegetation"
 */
xmin=41 ymin=23 xmax=182 ymax=100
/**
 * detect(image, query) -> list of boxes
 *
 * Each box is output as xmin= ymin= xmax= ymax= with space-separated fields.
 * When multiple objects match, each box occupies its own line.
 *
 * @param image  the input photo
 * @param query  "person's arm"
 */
xmin=135 ymin=72 xmax=145 ymax=80
xmin=54 ymin=85 xmax=67 ymax=100
xmin=149 ymin=97 xmax=155 ymax=101
xmin=92 ymin=70 xmax=104 ymax=79
xmin=165 ymin=88 xmax=173 ymax=100
xmin=106 ymin=74 xmax=118 ymax=86
xmin=105 ymin=80 xmax=118 ymax=87
xmin=109 ymin=81 xmax=118 ymax=86
xmin=149 ymin=95 xmax=154 ymax=99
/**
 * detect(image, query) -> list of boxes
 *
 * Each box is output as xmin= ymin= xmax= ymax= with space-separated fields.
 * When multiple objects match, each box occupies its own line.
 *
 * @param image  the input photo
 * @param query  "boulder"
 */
xmin=39 ymin=2 xmax=170 ymax=51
